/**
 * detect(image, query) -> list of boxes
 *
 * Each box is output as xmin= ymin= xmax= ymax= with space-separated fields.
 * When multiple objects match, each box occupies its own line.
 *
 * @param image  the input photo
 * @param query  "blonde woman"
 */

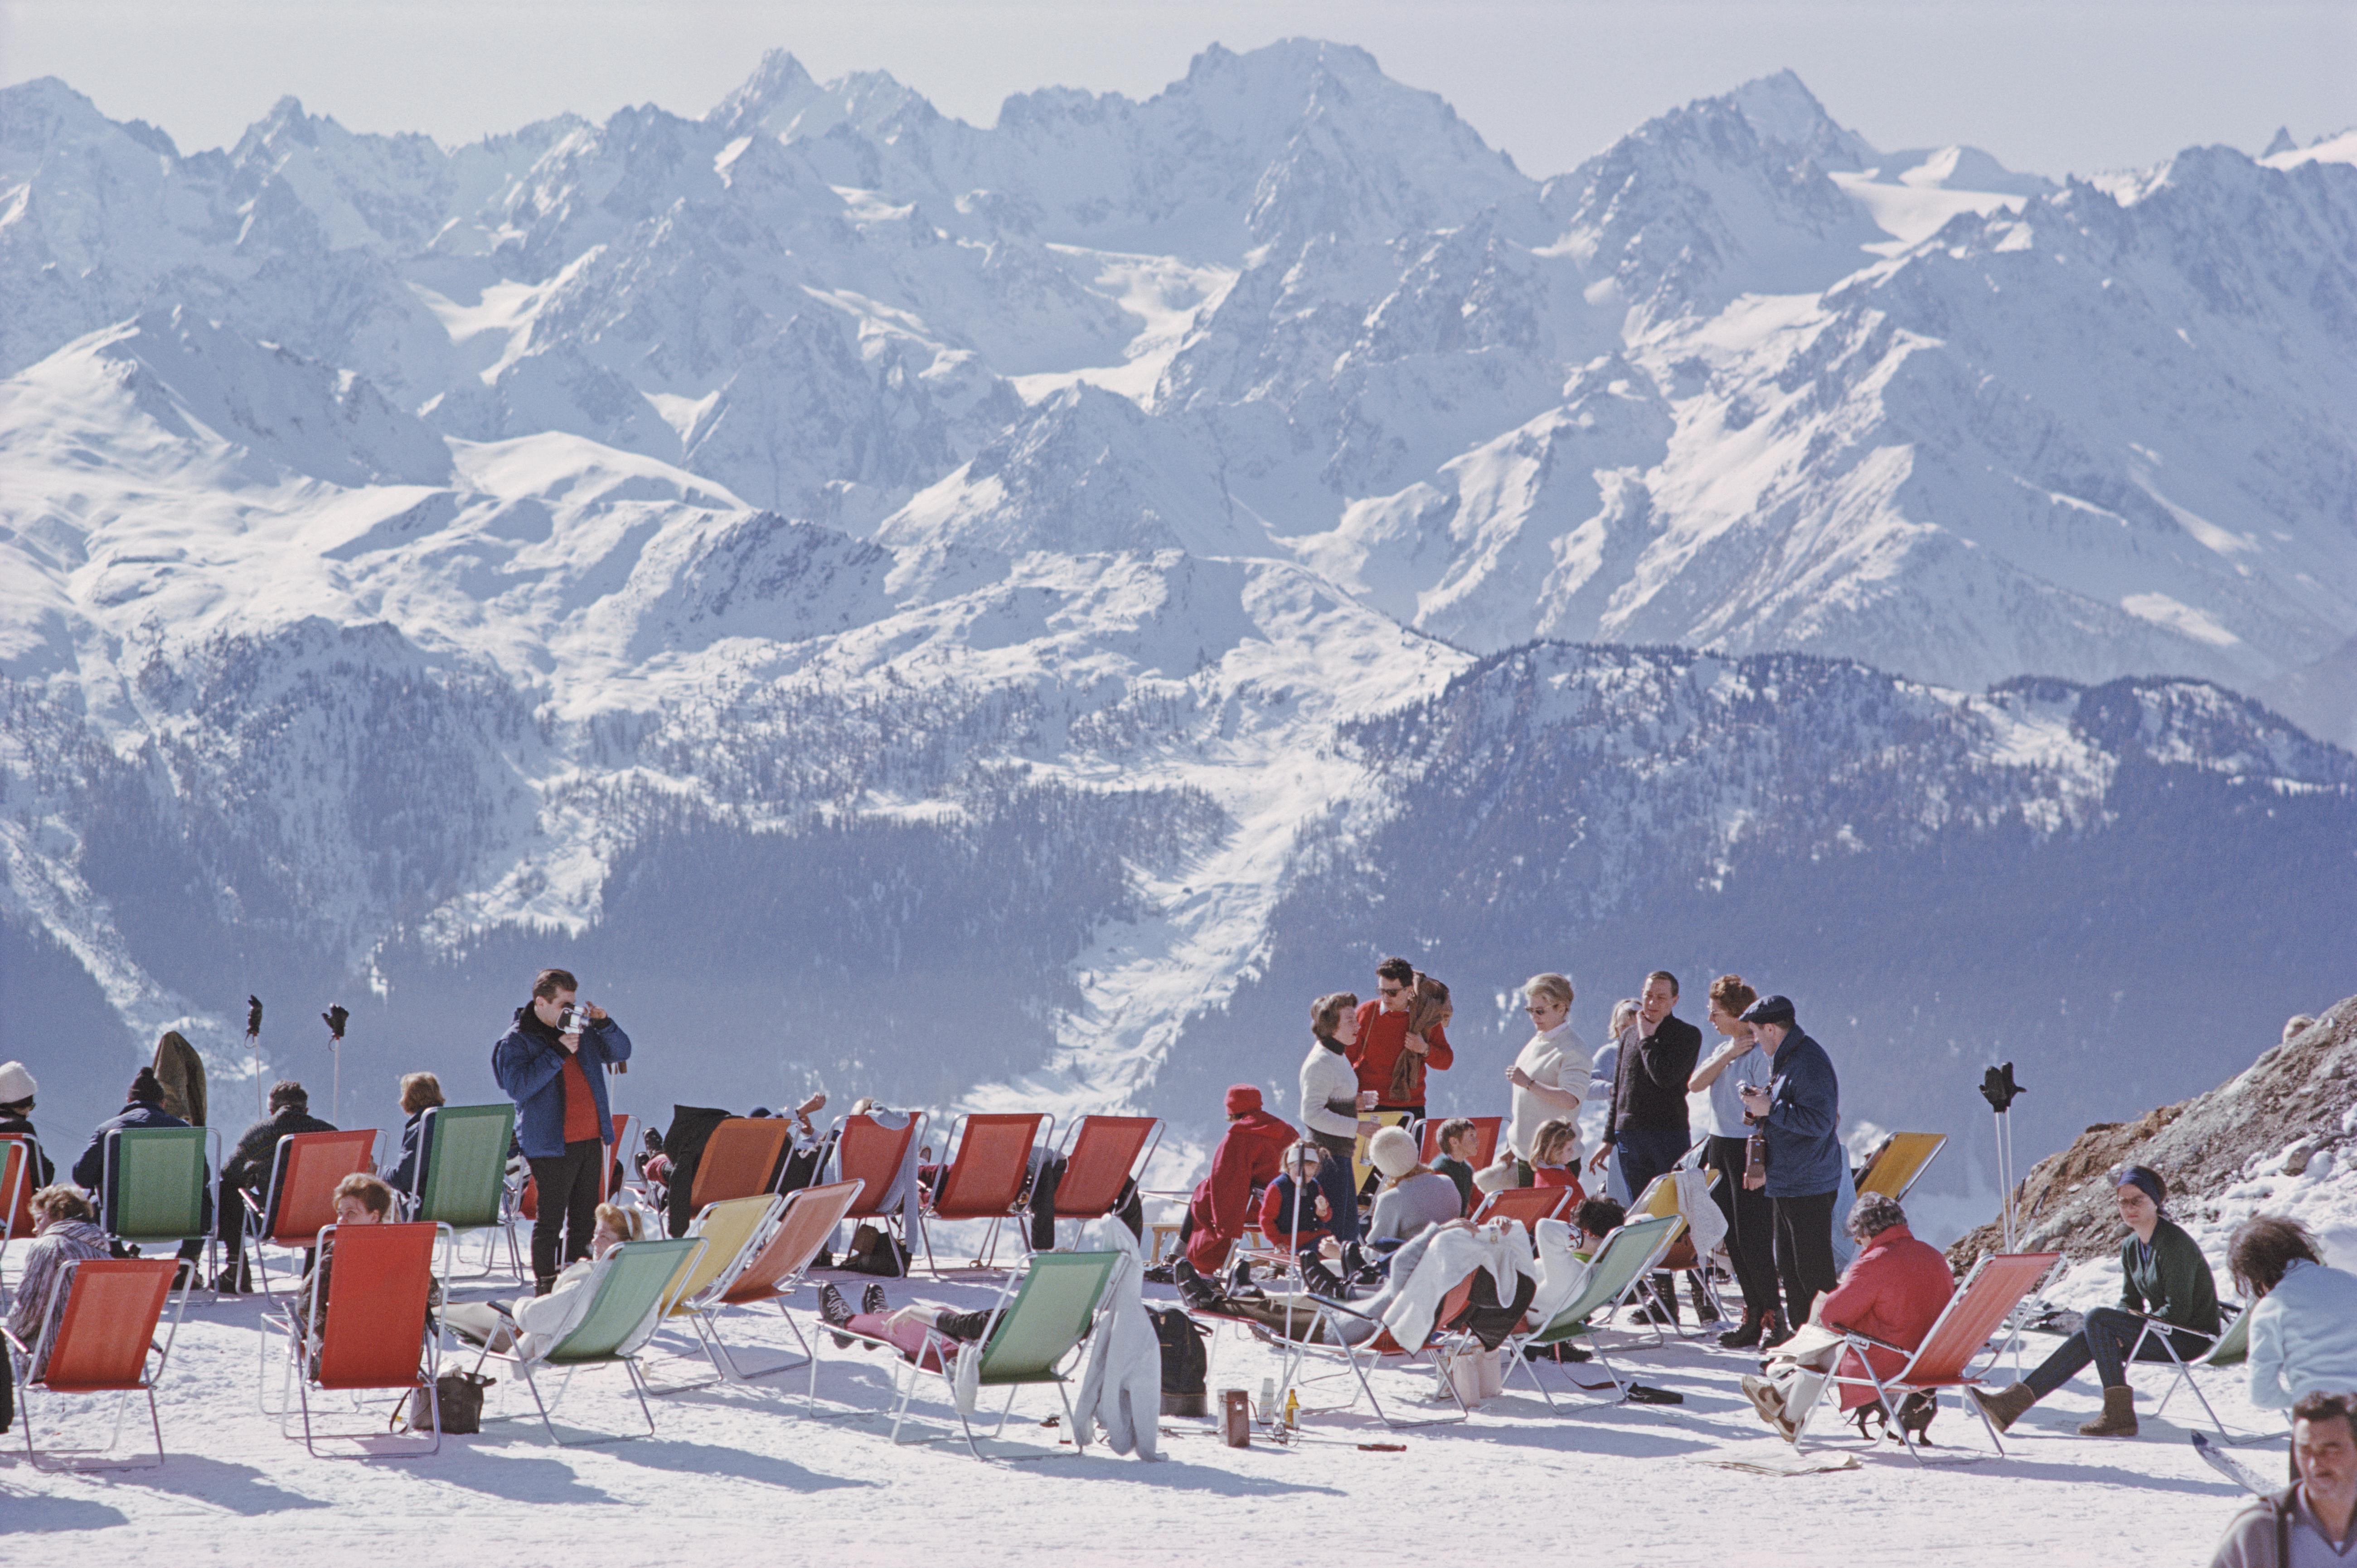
xmin=1504 ymin=972 xmax=1588 ymax=1184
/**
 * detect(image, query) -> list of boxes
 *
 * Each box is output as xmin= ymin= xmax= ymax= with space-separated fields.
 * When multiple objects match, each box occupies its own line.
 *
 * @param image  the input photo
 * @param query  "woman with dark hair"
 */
xmin=1297 ymin=991 xmax=1370 ymax=1244
xmin=1970 ymin=1163 xmax=2221 ymax=1438
xmin=1690 ymin=974 xmax=1778 ymax=1347
xmin=2231 ymin=1214 xmax=2357 ymax=1433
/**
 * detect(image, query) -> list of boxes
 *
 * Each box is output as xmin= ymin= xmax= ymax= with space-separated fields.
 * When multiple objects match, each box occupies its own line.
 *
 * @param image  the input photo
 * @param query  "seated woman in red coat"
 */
xmin=1174 ymin=1085 xmax=1295 ymax=1305
xmin=1741 ymin=1191 xmax=1954 ymax=1442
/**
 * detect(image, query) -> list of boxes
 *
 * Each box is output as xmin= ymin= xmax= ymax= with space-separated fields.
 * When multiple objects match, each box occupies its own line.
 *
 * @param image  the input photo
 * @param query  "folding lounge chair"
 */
xmin=1503 ymin=1214 xmax=1684 ymax=1408
xmin=239 ymin=1129 xmax=380 ymax=1298
xmin=1857 ymin=1133 xmax=1947 ymax=1202
xmin=686 ymin=1117 xmax=793 ymax=1212
xmin=404 ymin=1104 xmax=524 ymax=1282
xmin=1351 ymin=1111 xmax=1413 ymax=1193
xmin=2126 ymin=1304 xmax=2250 ymax=1440
xmin=919 ymin=1113 xmax=1051 ymax=1273
xmin=1047 ymin=1115 xmax=1162 ymax=1249
xmin=1796 ymin=1250 xmax=2060 ymax=1462
xmin=101 ymin=1125 xmax=221 ymax=1311
xmin=471 ymin=1235 xmax=706 ymax=1445
xmin=4 ymin=1256 xmax=184 ymax=1470
xmin=1258 ymin=1276 xmax=1481 ymax=1430
xmin=1419 ymin=1116 xmax=1501 ymax=1167
xmin=834 ymin=1110 xmax=926 ymax=1249
xmin=690 ymin=1178 xmax=864 ymax=1400
xmin=1469 ymin=1184 xmax=1574 ymax=1229
xmin=276 ymin=1221 xmax=446 ymax=1457
xmin=842 ymin=1250 xmax=1123 ymax=1461
xmin=640 ymin=1194 xmax=781 ymax=1393
xmin=1628 ymin=1169 xmax=1724 ymax=1334
xmin=0 ymin=1130 xmax=39 ymax=1271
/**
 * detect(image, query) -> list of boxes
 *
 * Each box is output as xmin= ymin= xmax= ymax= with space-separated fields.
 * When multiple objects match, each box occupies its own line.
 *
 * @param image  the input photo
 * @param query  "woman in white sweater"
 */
xmin=2232 ymin=1215 xmax=2357 ymax=1429
xmin=1503 ymin=972 xmax=1589 ymax=1180
xmin=1299 ymin=991 xmax=1374 ymax=1243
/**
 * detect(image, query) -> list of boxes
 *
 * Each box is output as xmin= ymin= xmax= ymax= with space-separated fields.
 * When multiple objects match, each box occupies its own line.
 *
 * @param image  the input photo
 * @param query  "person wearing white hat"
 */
xmin=1364 ymin=1125 xmax=1462 ymax=1244
xmin=0 ymin=1060 xmax=55 ymax=1190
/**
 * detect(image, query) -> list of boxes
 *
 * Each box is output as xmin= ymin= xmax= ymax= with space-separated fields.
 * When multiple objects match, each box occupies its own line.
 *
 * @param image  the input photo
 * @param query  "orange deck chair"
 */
xmin=687 ymin=1117 xmax=794 ymax=1214
xmin=281 ymin=1220 xmax=445 ymax=1457
xmin=1420 ymin=1116 xmax=1502 ymax=1168
xmin=601 ymin=1112 xmax=633 ymax=1202
xmin=1469 ymin=1184 xmax=1574 ymax=1229
xmin=919 ymin=1113 xmax=1052 ymax=1273
xmin=690 ymin=1177 xmax=865 ymax=1402
xmin=1799 ymin=1250 xmax=2061 ymax=1462
xmin=5 ymin=1256 xmax=182 ymax=1470
xmin=834 ymin=1110 xmax=926 ymax=1250
xmin=0 ymin=1131 xmax=41 ymax=1267
xmin=240 ymin=1129 xmax=380 ymax=1298
xmin=1048 ymin=1115 xmax=1162 ymax=1249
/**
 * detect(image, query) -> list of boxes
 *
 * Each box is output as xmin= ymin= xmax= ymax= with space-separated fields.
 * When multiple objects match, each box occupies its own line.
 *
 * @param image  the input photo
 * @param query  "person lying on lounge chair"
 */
xmin=445 ymin=1202 xmax=630 ymax=1358
xmin=1739 ymin=1191 xmax=1953 ymax=1443
xmin=818 ymin=1281 xmax=1000 ymax=1368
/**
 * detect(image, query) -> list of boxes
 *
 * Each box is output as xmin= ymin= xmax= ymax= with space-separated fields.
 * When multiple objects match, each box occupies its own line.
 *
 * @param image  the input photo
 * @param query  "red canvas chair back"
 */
xmin=689 ymin=1118 xmax=792 ymax=1211
xmin=838 ymin=1114 xmax=921 ymax=1220
xmin=1419 ymin=1116 xmax=1502 ymax=1167
xmin=0 ymin=1133 xmax=37 ymax=1239
xmin=721 ymin=1179 xmax=864 ymax=1306
xmin=262 ymin=1130 xmax=380 ymax=1247
xmin=601 ymin=1112 xmax=633 ymax=1202
xmin=1054 ymin=1116 xmax=1159 ymax=1219
xmin=931 ymin=1115 xmax=1045 ymax=1221
xmin=1469 ymin=1184 xmax=1571 ymax=1229
xmin=312 ymin=1223 xmax=439 ymax=1391
xmin=38 ymin=1258 xmax=175 ymax=1392
xmin=1897 ymin=1252 xmax=2059 ymax=1386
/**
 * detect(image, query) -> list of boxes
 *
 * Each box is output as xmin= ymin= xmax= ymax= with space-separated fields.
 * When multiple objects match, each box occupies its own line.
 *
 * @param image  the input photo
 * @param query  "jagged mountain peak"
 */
xmin=1722 ymin=68 xmax=1876 ymax=169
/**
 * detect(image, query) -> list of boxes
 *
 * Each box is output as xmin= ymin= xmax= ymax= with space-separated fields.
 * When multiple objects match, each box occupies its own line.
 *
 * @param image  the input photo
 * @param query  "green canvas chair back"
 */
xmin=2204 ymin=1307 xmax=2251 ymax=1366
xmin=105 ymin=1126 xmax=209 ymax=1242
xmin=1526 ymin=1214 xmax=1682 ymax=1344
xmin=661 ymin=1195 xmax=778 ymax=1316
xmin=543 ymin=1237 xmax=703 ymax=1365
xmin=973 ymin=1251 xmax=1120 ymax=1387
xmin=414 ymin=1104 xmax=515 ymax=1229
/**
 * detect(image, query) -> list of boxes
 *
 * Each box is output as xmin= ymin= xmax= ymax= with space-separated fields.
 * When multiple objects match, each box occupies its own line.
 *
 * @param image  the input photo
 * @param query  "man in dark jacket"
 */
xmin=1736 ymin=995 xmax=1843 ymax=1343
xmin=213 ymin=1080 xmax=338 ymax=1291
xmin=72 ymin=1067 xmax=213 ymax=1279
xmin=1592 ymin=970 xmax=1701 ymax=1318
xmin=492 ymin=967 xmax=633 ymax=1293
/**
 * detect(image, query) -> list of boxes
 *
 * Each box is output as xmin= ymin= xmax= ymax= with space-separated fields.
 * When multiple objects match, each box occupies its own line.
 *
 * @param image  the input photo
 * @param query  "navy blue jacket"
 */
xmin=388 ymin=1110 xmax=427 ymax=1196
xmin=1759 ymin=1028 xmax=1842 ymax=1198
xmin=491 ymin=1006 xmax=631 ymax=1159
xmin=72 ymin=1100 xmax=193 ymax=1191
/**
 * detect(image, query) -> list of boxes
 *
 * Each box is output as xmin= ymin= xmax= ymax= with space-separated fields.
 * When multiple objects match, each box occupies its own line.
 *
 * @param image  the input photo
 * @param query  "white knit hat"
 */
xmin=1472 ymin=1155 xmax=1518 ymax=1194
xmin=1368 ymin=1125 xmax=1419 ymax=1180
xmin=0 ymin=1061 xmax=34 ymax=1103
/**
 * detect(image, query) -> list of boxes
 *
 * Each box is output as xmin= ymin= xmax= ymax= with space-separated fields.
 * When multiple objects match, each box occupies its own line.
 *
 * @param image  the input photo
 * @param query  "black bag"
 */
xmin=403 ymin=1369 xmax=494 ymax=1435
xmin=843 ymin=1222 xmax=911 ymax=1277
xmin=1150 ymin=1306 xmax=1211 ymax=1414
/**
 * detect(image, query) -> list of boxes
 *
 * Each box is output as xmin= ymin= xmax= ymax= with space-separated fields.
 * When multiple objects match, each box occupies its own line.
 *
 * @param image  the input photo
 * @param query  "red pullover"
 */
xmin=1349 ymin=1000 xmax=1453 ymax=1109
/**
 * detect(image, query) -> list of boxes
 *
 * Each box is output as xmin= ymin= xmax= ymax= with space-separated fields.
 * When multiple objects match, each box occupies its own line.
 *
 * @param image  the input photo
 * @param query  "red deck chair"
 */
xmin=834 ymin=1110 xmax=926 ymax=1246
xmin=1798 ymin=1250 xmax=2061 ymax=1462
xmin=278 ymin=1221 xmax=444 ymax=1457
xmin=5 ymin=1256 xmax=181 ymax=1470
xmin=918 ymin=1113 xmax=1051 ymax=1273
xmin=1216 ymin=1275 xmax=1481 ymax=1430
xmin=1047 ymin=1115 xmax=1162 ymax=1248
xmin=1420 ymin=1116 xmax=1502 ymax=1167
xmin=0 ymin=1131 xmax=40 ymax=1267
xmin=688 ymin=1118 xmax=794 ymax=1214
xmin=241 ymin=1129 xmax=380 ymax=1298
xmin=1469 ymin=1184 xmax=1573 ymax=1229
xmin=688 ymin=1178 xmax=865 ymax=1403
xmin=601 ymin=1112 xmax=633 ymax=1202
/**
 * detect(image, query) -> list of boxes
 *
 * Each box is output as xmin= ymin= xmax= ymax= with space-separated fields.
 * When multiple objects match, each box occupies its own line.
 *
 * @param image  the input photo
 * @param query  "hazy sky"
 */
xmin=5 ymin=0 xmax=2352 ymax=179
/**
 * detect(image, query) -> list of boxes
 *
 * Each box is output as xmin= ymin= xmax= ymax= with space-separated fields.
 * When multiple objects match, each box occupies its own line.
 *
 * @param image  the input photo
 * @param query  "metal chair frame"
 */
xmin=918 ymin=1112 xmax=1052 ymax=1275
xmin=273 ymin=1220 xmax=451 ymax=1459
xmin=4 ymin=1256 xmax=185 ymax=1471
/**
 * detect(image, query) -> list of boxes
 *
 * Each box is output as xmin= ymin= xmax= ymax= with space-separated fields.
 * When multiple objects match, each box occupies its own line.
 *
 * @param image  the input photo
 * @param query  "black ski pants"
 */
xmin=1770 ymin=1189 xmax=1840 ymax=1330
xmin=528 ymin=1137 xmax=603 ymax=1293
xmin=1705 ymin=1135 xmax=1779 ymax=1322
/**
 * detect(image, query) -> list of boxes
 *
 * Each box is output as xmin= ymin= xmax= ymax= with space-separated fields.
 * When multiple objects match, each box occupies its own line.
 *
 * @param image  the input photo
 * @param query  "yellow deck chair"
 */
xmin=642 ymin=1194 xmax=781 ymax=1393
xmin=1351 ymin=1111 xmax=1414 ymax=1193
xmin=1858 ymin=1134 xmax=1947 ymax=1202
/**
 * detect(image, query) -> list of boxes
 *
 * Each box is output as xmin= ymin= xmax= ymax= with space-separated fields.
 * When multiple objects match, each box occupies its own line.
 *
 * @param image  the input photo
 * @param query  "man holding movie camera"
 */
xmin=493 ymin=967 xmax=633 ymax=1294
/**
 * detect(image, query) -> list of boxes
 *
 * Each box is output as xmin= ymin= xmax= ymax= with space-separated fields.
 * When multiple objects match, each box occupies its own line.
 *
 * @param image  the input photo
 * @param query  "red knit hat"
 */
xmin=1224 ymin=1084 xmax=1262 ymax=1116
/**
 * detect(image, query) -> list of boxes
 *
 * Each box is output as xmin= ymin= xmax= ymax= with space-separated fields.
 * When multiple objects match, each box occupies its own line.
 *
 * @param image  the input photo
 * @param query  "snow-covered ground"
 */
xmin=9 ymin=1169 xmax=2348 ymax=1566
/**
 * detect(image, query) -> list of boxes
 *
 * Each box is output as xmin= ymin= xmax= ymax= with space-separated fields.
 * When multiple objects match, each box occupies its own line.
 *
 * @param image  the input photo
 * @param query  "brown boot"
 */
xmin=2077 ymin=1385 xmax=2139 ymax=1437
xmin=1967 ymin=1380 xmax=2038 ymax=1433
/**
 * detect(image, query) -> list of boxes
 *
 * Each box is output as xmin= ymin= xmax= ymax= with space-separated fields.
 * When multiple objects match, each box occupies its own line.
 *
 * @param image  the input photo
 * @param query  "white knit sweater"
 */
xmin=1299 ymin=1042 xmax=1360 ymax=1140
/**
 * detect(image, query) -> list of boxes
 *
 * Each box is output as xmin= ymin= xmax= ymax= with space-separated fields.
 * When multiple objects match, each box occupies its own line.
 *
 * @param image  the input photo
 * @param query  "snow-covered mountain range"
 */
xmin=3 ymin=45 xmax=2352 ymax=1170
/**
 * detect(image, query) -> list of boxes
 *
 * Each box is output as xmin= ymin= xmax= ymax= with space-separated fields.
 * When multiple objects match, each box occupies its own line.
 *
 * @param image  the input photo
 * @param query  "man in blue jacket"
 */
xmin=492 ymin=968 xmax=631 ymax=1293
xmin=72 ymin=1066 xmax=213 ymax=1284
xmin=1736 ymin=995 xmax=1842 ymax=1345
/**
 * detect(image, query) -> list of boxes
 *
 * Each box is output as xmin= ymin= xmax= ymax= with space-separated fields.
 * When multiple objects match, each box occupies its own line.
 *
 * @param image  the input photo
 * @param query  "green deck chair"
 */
xmin=1503 ymin=1214 xmax=1684 ymax=1408
xmin=101 ymin=1126 xmax=217 ymax=1335
xmin=2139 ymin=1301 xmax=2254 ymax=1438
xmin=859 ymin=1250 xmax=1122 ymax=1460
xmin=471 ymin=1235 xmax=706 ymax=1445
xmin=408 ymin=1104 xmax=523 ymax=1282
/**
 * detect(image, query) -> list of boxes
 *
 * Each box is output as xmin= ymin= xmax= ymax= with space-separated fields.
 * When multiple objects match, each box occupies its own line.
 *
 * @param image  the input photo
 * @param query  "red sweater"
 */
xmin=1186 ymin=1109 xmax=1295 ymax=1272
xmin=1819 ymin=1223 xmax=1956 ymax=1408
xmin=1349 ymin=1000 xmax=1453 ymax=1108
xmin=559 ymin=1053 xmax=599 ymax=1144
